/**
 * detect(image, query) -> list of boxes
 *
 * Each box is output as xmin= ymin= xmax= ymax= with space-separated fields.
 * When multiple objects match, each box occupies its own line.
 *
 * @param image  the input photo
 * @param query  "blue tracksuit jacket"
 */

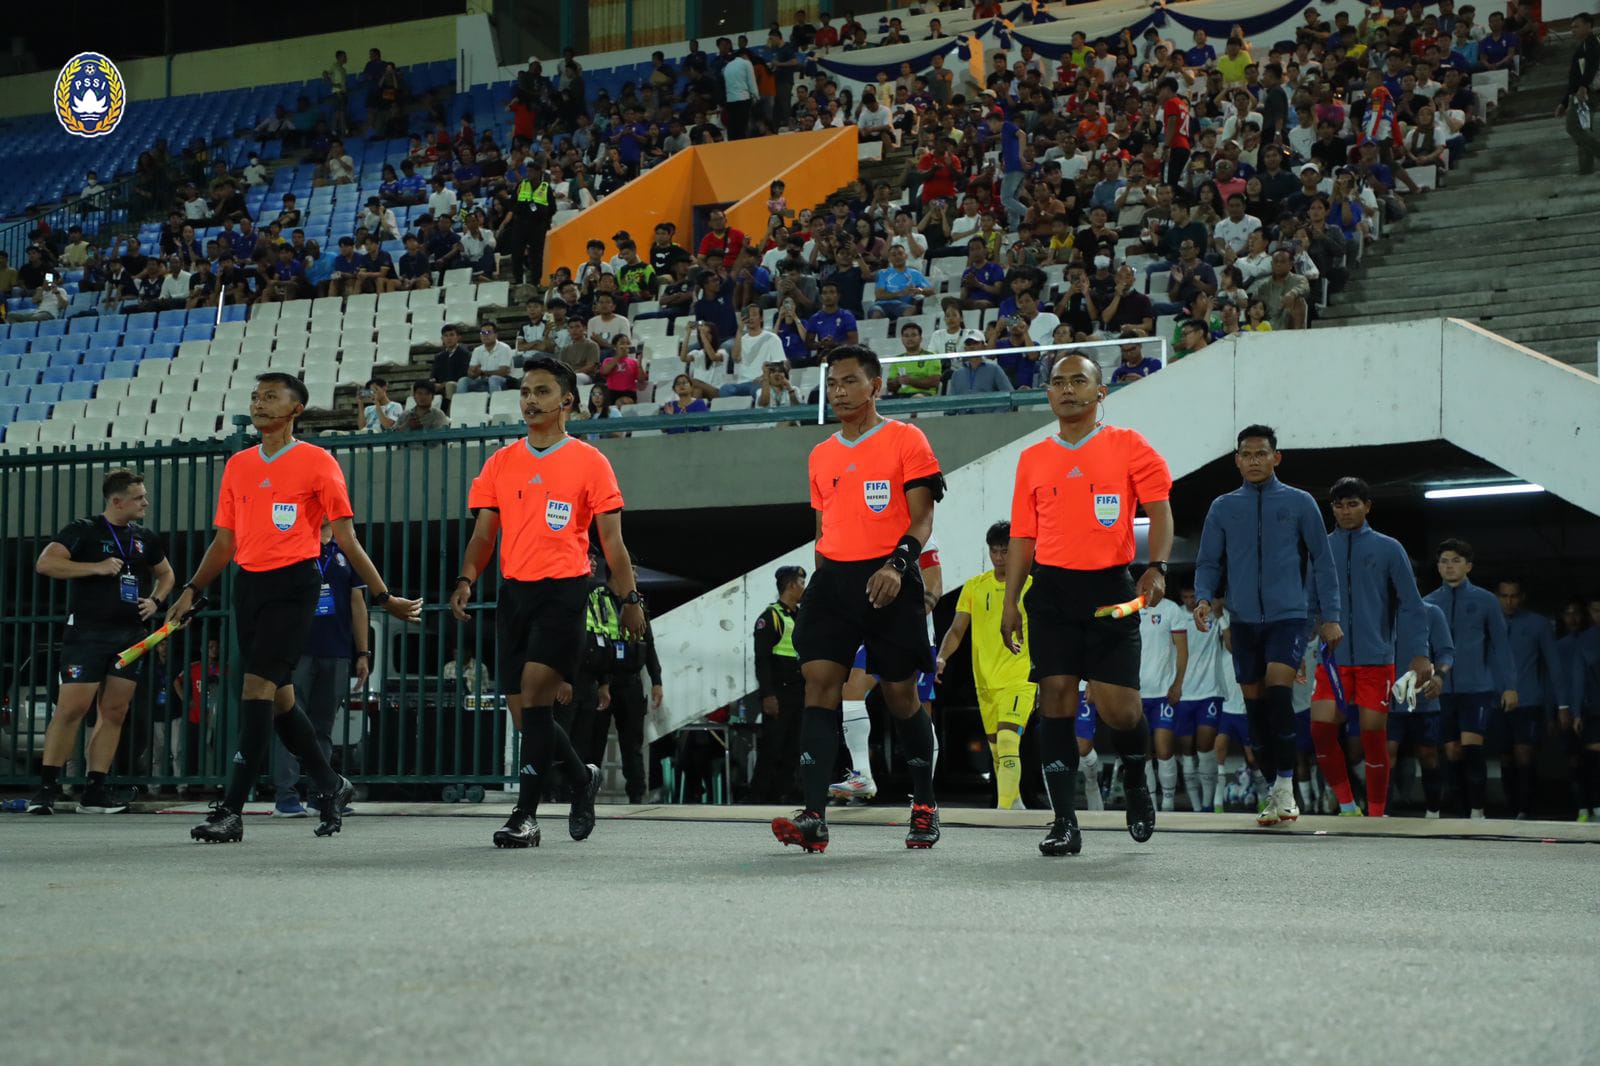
xmin=1194 ymin=476 xmax=1340 ymax=626
xmin=1423 ymin=579 xmax=1514 ymax=695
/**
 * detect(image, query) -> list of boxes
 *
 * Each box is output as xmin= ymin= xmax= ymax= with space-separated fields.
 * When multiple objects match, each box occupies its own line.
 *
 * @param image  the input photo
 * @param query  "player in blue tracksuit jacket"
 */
xmin=1422 ymin=538 xmax=1515 ymax=819
xmin=1388 ymin=599 xmax=1455 ymax=816
xmin=1192 ymin=425 xmax=1341 ymax=826
xmin=1305 ymin=477 xmax=1431 ymax=817
xmin=1563 ymin=595 xmax=1600 ymax=821
xmin=1495 ymin=579 xmax=1570 ymax=818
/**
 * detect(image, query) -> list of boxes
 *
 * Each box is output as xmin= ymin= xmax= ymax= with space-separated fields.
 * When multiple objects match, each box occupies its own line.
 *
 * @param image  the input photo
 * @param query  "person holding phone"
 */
xmin=12 ymin=272 xmax=69 ymax=321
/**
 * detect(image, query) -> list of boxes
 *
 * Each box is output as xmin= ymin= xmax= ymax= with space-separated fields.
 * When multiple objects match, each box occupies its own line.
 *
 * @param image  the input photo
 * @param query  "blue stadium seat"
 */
xmin=71 ymin=364 xmax=106 ymax=383
xmin=122 ymin=329 xmax=154 ymax=346
xmin=156 ymin=310 xmax=188 ymax=328
xmin=9 ymin=370 xmax=40 ymax=386
xmin=35 ymin=320 xmax=67 ymax=337
xmin=96 ymin=315 xmax=127 ymax=335
xmin=68 ymin=315 xmax=104 ymax=333
xmin=0 ymin=405 xmax=16 ymax=428
xmin=88 ymin=330 xmax=122 ymax=347
xmin=56 ymin=334 xmax=90 ymax=351
xmin=181 ymin=324 xmax=215 ymax=342
xmin=29 ymin=337 xmax=61 ymax=352
xmin=0 ymin=386 xmax=28 ymax=406
xmin=112 ymin=347 xmax=143 ymax=362
xmin=6 ymin=322 xmax=39 ymax=339
xmin=220 ymin=304 xmax=248 ymax=323
xmin=0 ymin=339 xmax=27 ymax=356
xmin=15 ymin=403 xmax=52 ymax=422
xmin=80 ymin=348 xmax=113 ymax=365
xmin=40 ymin=365 xmax=74 ymax=384
xmin=18 ymin=353 xmax=49 ymax=371
xmin=185 ymin=308 xmax=215 ymax=325
xmin=49 ymin=350 xmax=83 ymax=367
xmin=59 ymin=382 xmax=95 ymax=402
xmin=152 ymin=327 xmax=185 ymax=345
xmin=29 ymin=385 xmax=62 ymax=405
xmin=125 ymin=312 xmax=158 ymax=331
xmin=101 ymin=362 xmax=136 ymax=380
xmin=143 ymin=343 xmax=179 ymax=362
xmin=0 ymin=355 xmax=19 ymax=372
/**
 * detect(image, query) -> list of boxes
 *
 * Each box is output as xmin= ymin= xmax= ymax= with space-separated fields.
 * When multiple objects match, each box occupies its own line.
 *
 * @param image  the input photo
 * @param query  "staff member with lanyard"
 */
xmin=752 ymin=565 xmax=807 ymax=803
xmin=270 ymin=519 xmax=370 ymax=817
xmin=584 ymin=568 xmax=663 ymax=804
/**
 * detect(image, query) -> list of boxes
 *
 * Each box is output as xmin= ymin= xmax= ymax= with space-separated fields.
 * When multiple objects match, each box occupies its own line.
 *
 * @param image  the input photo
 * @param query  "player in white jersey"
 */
xmin=1137 ymin=598 xmax=1189 ymax=810
xmin=1209 ymin=595 xmax=1267 ymax=810
xmin=1175 ymin=585 xmax=1228 ymax=811
xmin=830 ymin=533 xmax=943 ymax=802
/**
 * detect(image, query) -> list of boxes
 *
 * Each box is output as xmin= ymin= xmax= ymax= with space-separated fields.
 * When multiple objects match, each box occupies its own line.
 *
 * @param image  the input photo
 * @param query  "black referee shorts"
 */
xmin=60 ymin=624 xmax=148 ymax=686
xmin=496 ymin=576 xmax=589 ymax=695
xmin=234 ymin=560 xmax=321 ymax=686
xmin=1024 ymin=565 xmax=1141 ymax=690
xmin=793 ymin=556 xmax=932 ymax=683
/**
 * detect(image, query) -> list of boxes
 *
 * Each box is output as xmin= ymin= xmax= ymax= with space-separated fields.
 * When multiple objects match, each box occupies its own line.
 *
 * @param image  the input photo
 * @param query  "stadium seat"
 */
xmin=182 ymin=324 xmax=216 ymax=342
xmin=125 ymin=312 xmax=158 ymax=332
xmin=179 ymin=413 xmax=220 ymax=438
xmin=15 ymin=403 xmax=51 ymax=423
xmin=118 ymin=397 xmax=153 ymax=417
xmin=144 ymin=413 xmax=184 ymax=441
xmin=0 ymin=386 xmax=28 ymax=406
xmin=35 ymin=421 xmax=75 ymax=446
xmin=40 ymin=366 xmax=74 ymax=385
xmin=59 ymin=382 xmax=95 ymax=402
xmin=36 ymin=320 xmax=67 ymax=337
xmin=126 ymin=377 xmax=164 ymax=398
xmin=29 ymin=384 xmax=62 ymax=405
xmin=56 ymin=335 xmax=90 ymax=352
xmin=122 ymin=329 xmax=154 ymax=347
xmin=30 ymin=337 xmax=62 ymax=353
xmin=488 ymin=390 xmax=521 ymax=420
xmin=83 ymin=397 xmax=121 ymax=420
xmin=450 ymin=392 xmax=490 ymax=427
xmin=51 ymin=400 xmax=90 ymax=423
xmin=72 ymin=419 xmax=114 ymax=441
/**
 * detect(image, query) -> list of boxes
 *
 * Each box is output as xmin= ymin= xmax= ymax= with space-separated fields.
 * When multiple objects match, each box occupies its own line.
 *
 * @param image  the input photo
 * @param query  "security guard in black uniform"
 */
xmin=583 ymin=569 xmax=661 ymax=803
xmin=751 ymin=565 xmax=807 ymax=803
xmin=508 ymin=157 xmax=556 ymax=287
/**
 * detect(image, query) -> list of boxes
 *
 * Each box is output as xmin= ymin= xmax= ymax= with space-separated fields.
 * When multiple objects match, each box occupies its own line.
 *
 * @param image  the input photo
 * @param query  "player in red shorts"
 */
xmin=1309 ymin=477 xmax=1433 ymax=816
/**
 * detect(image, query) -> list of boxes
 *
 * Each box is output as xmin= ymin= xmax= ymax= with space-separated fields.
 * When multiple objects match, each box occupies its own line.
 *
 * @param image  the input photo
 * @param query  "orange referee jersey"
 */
xmin=467 ymin=436 xmax=623 ymax=581
xmin=215 ymin=440 xmax=354 ymax=573
xmin=1010 ymin=425 xmax=1171 ymax=570
xmin=809 ymin=418 xmax=941 ymax=562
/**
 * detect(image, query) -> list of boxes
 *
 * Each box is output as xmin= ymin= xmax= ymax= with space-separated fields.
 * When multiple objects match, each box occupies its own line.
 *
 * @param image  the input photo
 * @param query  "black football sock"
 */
xmin=893 ymin=709 xmax=937 ymax=807
xmin=517 ymin=707 xmax=556 ymax=817
xmin=1039 ymin=715 xmax=1080 ymax=817
xmin=1421 ymin=763 xmax=1443 ymax=811
xmin=40 ymin=764 xmax=61 ymax=788
xmin=1244 ymin=697 xmax=1275 ymax=779
xmin=1111 ymin=717 xmax=1150 ymax=791
xmin=273 ymin=706 xmax=338 ymax=794
xmin=86 ymin=770 xmax=107 ymax=788
xmin=1265 ymin=685 xmax=1298 ymax=784
xmin=1463 ymin=745 xmax=1488 ymax=811
xmin=222 ymin=698 xmax=275 ymax=811
xmin=799 ymin=706 xmax=841 ymax=816
xmin=1583 ymin=749 xmax=1600 ymax=810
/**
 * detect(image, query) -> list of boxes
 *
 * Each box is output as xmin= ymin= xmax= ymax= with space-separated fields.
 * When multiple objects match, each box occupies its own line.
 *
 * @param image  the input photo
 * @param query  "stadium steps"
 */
xmin=1318 ymin=54 xmax=1600 ymax=374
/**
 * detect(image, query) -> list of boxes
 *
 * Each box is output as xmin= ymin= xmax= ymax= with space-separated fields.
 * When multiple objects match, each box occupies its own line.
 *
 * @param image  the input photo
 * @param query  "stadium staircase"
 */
xmin=1318 ymin=55 xmax=1600 ymax=375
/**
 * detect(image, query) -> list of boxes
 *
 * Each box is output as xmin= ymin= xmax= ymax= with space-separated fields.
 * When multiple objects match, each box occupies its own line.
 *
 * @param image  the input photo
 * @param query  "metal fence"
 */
xmin=0 ymin=421 xmax=548 ymax=799
xmin=1 ymin=175 xmax=136 ymax=268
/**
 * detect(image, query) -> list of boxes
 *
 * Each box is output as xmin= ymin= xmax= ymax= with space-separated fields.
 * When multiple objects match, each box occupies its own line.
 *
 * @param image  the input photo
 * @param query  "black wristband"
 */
xmin=888 ymin=535 xmax=922 ymax=574
xmin=371 ymin=592 xmax=392 ymax=608
xmin=356 ymin=650 xmax=373 ymax=660
xmin=454 ymin=575 xmax=473 ymax=589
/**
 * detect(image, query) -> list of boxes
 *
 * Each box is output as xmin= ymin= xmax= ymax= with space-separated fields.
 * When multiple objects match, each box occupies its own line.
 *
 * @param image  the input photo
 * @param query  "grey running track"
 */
xmin=2 ymin=813 xmax=1595 ymax=1065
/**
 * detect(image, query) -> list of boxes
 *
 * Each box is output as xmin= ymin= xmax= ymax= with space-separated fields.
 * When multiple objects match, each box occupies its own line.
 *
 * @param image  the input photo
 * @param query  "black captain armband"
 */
xmin=887 ymin=535 xmax=923 ymax=574
xmin=904 ymin=473 xmax=946 ymax=502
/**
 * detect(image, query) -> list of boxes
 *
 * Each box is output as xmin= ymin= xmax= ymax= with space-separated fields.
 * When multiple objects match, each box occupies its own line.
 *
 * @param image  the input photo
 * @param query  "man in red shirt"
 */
xmin=450 ymin=356 xmax=646 ymax=849
xmin=696 ymin=208 xmax=745 ymax=270
xmin=1158 ymin=77 xmax=1192 ymax=186
xmin=1004 ymin=353 xmax=1174 ymax=855
xmin=916 ymin=137 xmax=964 ymax=204
xmin=168 ymin=373 xmax=421 ymax=844
xmin=771 ymin=346 xmax=946 ymax=853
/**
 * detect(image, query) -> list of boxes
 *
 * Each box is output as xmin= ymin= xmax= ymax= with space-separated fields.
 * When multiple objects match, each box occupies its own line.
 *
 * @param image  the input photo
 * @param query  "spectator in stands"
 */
xmin=428 ymin=176 xmax=458 ymax=221
xmin=517 ymin=297 xmax=557 ymax=356
xmin=460 ymin=213 xmax=497 ymax=281
xmin=698 ymin=209 xmax=746 ymax=269
xmin=1100 ymin=263 xmax=1156 ymax=336
xmin=586 ymin=292 xmax=632 ymax=355
xmin=722 ymin=47 xmax=758 ymax=139
xmin=1110 ymin=332 xmax=1163 ymax=383
xmin=359 ymin=197 xmax=399 ymax=241
xmin=11 ymin=278 xmax=68 ymax=322
xmin=427 ymin=215 xmax=465 ymax=273
xmin=324 ymin=237 xmax=363 ymax=298
xmin=360 ymin=378 xmax=404 ymax=431
xmin=184 ymin=258 xmax=217 ymax=311
xmin=1212 ymin=194 xmax=1263 ymax=257
xmin=885 ymin=322 xmax=943 ymax=397
xmin=396 ymin=234 xmax=432 ymax=291
xmin=561 ymin=319 xmax=602 ymax=384
xmin=949 ymin=335 xmax=1012 ymax=396
xmin=1164 ymin=239 xmax=1218 ymax=315
xmin=132 ymin=259 xmax=166 ymax=312
xmin=0 ymin=251 xmax=17 ymax=295
xmin=1254 ymin=250 xmax=1311 ymax=330
xmin=797 ymin=280 xmax=858 ymax=357
xmin=725 ymin=305 xmax=783 ymax=397
xmin=1560 ymin=13 xmax=1600 ymax=175
xmin=459 ymin=323 xmax=515 ymax=395
xmin=960 ymin=238 xmax=1007 ymax=309
xmin=1175 ymin=318 xmax=1211 ymax=357
xmin=431 ymin=324 xmax=472 ymax=397
xmin=154 ymin=255 xmax=191 ymax=310
xmin=356 ymin=235 xmax=398 ymax=295
xmin=391 ymin=380 xmax=450 ymax=432
xmin=580 ymin=384 xmax=623 ymax=427
xmin=99 ymin=258 xmax=134 ymax=310
xmin=661 ymin=374 xmax=711 ymax=429
xmin=868 ymin=244 xmax=936 ymax=320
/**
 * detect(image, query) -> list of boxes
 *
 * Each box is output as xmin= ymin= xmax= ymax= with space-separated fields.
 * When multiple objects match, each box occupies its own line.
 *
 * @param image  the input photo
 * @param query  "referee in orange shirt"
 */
xmin=771 ymin=345 xmax=945 ymax=854
xmin=1004 ymin=353 xmax=1174 ymax=856
xmin=167 ymin=373 xmax=422 ymax=844
xmin=450 ymin=356 xmax=645 ymax=849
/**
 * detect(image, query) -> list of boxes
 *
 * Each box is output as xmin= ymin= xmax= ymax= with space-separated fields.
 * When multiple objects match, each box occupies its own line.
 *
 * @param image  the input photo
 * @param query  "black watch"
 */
xmin=356 ymin=651 xmax=373 ymax=660
xmin=886 ymin=554 xmax=910 ymax=575
xmin=1147 ymin=561 xmax=1168 ymax=576
xmin=620 ymin=590 xmax=643 ymax=606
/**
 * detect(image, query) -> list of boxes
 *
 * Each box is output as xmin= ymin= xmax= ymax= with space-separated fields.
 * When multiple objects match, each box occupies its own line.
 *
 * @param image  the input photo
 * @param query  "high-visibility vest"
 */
xmin=767 ymin=603 xmax=797 ymax=659
xmin=586 ymin=586 xmax=620 ymax=638
xmin=518 ymin=178 xmax=550 ymax=205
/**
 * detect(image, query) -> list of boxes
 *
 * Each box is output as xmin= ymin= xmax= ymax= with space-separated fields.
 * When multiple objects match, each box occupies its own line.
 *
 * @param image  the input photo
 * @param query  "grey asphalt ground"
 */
xmin=2 ymin=814 xmax=1595 ymax=1066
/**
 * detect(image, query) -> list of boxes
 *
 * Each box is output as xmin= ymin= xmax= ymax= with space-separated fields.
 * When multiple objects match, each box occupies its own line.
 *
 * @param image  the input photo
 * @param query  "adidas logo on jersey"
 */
xmin=1066 ymin=467 xmax=1082 ymax=478
xmin=799 ymin=753 xmax=815 ymax=766
xmin=518 ymin=764 xmax=538 ymax=777
xmin=258 ymin=478 xmax=272 ymax=488
xmin=530 ymin=474 xmax=542 ymax=484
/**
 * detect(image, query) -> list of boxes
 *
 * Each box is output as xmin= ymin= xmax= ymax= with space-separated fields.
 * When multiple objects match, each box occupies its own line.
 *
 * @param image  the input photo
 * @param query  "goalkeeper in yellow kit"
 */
xmin=935 ymin=521 xmax=1036 ymax=809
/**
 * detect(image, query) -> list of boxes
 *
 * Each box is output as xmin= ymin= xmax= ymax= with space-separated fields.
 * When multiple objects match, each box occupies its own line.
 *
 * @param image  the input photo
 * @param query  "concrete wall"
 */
xmin=641 ymin=318 xmax=1600 ymax=739
xmin=0 ymin=17 xmax=459 ymax=119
